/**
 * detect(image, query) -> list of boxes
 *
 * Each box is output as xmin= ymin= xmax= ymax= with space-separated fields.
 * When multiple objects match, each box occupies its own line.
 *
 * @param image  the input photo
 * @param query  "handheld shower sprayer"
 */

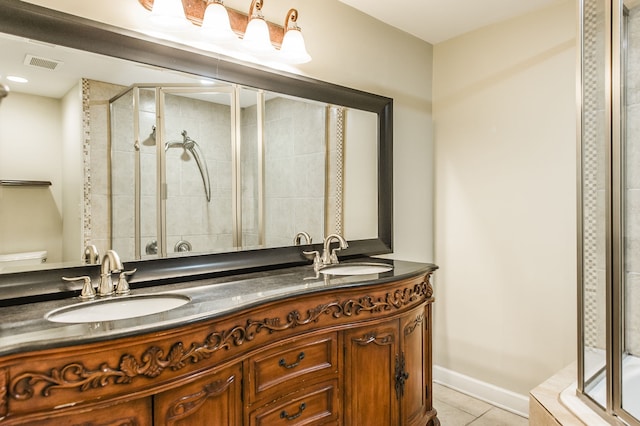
xmin=181 ymin=131 xmax=196 ymax=150
xmin=163 ymin=129 xmax=212 ymax=202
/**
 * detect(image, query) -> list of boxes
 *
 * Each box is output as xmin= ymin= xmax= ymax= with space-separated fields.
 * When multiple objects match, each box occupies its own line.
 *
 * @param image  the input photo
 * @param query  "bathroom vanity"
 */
xmin=0 ymin=260 xmax=438 ymax=426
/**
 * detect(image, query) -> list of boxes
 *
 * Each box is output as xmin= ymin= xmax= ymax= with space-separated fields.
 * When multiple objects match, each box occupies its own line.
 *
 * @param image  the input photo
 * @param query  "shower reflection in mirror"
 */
xmin=107 ymin=83 xmax=338 ymax=260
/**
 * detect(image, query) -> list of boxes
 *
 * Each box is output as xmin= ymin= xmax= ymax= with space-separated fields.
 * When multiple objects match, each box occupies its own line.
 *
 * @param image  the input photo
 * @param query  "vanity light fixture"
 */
xmin=279 ymin=9 xmax=311 ymax=64
xmin=242 ymin=0 xmax=276 ymax=55
xmin=149 ymin=0 xmax=190 ymax=30
xmin=138 ymin=0 xmax=311 ymax=64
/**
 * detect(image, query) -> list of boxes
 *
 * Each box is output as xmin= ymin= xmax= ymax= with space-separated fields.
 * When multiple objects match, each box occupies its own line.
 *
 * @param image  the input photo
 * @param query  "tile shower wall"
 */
xmin=262 ymin=97 xmax=326 ymax=248
xmin=240 ymin=98 xmax=260 ymax=248
xmin=163 ymin=93 xmax=233 ymax=254
xmin=86 ymin=79 xmax=126 ymax=259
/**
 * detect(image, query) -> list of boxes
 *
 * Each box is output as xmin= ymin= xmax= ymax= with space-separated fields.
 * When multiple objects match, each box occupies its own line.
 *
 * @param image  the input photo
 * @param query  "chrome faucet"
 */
xmin=302 ymin=233 xmax=348 ymax=272
xmin=62 ymin=249 xmax=134 ymax=299
xmin=321 ymin=234 xmax=348 ymax=266
xmin=98 ymin=250 xmax=124 ymax=296
xmin=293 ymin=231 xmax=312 ymax=246
xmin=84 ymin=244 xmax=100 ymax=265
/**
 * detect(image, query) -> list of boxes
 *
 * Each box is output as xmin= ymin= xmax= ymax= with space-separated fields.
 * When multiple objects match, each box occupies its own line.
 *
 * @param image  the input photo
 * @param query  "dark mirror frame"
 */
xmin=0 ymin=0 xmax=393 ymax=304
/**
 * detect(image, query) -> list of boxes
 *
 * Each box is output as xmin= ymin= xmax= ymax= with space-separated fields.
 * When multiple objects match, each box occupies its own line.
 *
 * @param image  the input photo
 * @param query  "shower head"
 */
xmin=183 ymin=136 xmax=196 ymax=151
xmin=0 ymin=84 xmax=9 ymax=104
xmin=180 ymin=130 xmax=196 ymax=150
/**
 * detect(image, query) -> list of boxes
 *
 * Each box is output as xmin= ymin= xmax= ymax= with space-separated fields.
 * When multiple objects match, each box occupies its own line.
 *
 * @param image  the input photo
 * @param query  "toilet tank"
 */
xmin=0 ymin=251 xmax=47 ymax=271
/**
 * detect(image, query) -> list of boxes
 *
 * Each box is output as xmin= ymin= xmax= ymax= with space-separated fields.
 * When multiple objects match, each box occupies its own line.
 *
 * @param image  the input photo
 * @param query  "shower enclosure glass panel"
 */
xmin=139 ymin=88 xmax=158 ymax=260
xmin=579 ymin=0 xmax=609 ymax=404
xmin=262 ymin=93 xmax=327 ymax=249
xmin=109 ymin=84 xmax=344 ymax=258
xmin=110 ymin=86 xmax=159 ymax=261
xmin=110 ymin=85 xmax=235 ymax=259
xmin=239 ymin=87 xmax=262 ymax=249
xmin=579 ymin=0 xmax=640 ymax=424
xmin=159 ymin=88 xmax=234 ymax=256
xmin=622 ymin=1 xmax=640 ymax=421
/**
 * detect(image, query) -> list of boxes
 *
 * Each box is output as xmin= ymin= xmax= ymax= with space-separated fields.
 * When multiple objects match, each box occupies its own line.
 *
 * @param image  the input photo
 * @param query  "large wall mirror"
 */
xmin=0 ymin=1 xmax=392 ymax=290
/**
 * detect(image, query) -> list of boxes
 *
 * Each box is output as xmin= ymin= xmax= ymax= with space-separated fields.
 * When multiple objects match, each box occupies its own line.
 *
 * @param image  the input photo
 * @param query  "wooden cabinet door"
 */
xmin=400 ymin=305 xmax=432 ymax=426
xmin=343 ymin=320 xmax=399 ymax=426
xmin=154 ymin=364 xmax=243 ymax=426
xmin=8 ymin=397 xmax=152 ymax=426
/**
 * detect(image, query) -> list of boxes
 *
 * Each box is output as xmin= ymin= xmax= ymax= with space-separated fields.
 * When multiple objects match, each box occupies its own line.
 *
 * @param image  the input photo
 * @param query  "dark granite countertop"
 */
xmin=0 ymin=259 xmax=436 ymax=357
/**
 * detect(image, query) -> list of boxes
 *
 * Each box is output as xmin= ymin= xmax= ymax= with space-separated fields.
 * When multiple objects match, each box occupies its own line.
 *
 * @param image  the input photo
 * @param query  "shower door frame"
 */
xmin=578 ymin=0 xmax=640 ymax=424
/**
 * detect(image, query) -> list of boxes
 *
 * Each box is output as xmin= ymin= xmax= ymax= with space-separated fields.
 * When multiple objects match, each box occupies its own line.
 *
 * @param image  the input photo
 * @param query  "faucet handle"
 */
xmin=63 ymin=275 xmax=95 ymax=299
xmin=303 ymin=250 xmax=322 ymax=271
xmin=115 ymin=268 xmax=137 ymax=295
xmin=330 ymin=247 xmax=342 ymax=264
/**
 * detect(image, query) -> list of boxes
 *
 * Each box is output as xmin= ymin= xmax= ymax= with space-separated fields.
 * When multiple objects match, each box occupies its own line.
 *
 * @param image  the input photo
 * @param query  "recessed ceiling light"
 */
xmin=7 ymin=75 xmax=28 ymax=83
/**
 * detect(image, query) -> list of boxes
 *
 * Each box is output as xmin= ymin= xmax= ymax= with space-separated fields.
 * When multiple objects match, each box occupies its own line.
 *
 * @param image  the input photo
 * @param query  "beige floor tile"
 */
xmin=433 ymin=399 xmax=477 ymax=426
xmin=468 ymin=407 xmax=528 ymax=426
xmin=433 ymin=383 xmax=493 ymax=417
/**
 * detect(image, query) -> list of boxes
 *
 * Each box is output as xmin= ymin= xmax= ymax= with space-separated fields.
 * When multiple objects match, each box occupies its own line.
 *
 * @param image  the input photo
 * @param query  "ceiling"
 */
xmin=338 ymin=0 xmax=566 ymax=44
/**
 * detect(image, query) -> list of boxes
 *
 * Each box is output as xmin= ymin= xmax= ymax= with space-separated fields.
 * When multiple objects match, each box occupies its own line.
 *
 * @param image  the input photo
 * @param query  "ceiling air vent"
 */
xmin=23 ymin=54 xmax=63 ymax=71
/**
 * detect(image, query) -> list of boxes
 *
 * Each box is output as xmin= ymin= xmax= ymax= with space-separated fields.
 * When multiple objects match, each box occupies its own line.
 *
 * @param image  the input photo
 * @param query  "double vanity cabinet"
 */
xmin=0 ymin=260 xmax=439 ymax=425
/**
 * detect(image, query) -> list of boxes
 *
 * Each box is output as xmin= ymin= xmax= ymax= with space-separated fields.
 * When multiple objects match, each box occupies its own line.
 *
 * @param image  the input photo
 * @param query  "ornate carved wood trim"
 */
xmin=0 ymin=368 xmax=7 ymax=418
xmin=9 ymin=280 xmax=429 ymax=400
xmin=165 ymin=376 xmax=235 ymax=425
xmin=404 ymin=313 xmax=425 ymax=336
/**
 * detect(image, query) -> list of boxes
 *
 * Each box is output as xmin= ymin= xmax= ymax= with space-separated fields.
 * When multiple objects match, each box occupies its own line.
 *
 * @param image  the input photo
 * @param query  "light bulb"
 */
xmin=243 ymin=16 xmax=275 ymax=55
xmin=280 ymin=28 xmax=311 ymax=64
xmin=201 ymin=2 xmax=237 ymax=43
xmin=149 ymin=0 xmax=190 ymax=31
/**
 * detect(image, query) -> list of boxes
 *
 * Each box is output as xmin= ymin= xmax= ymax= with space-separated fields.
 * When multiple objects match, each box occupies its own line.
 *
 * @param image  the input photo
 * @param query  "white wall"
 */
xmin=0 ymin=92 xmax=63 ymax=263
xmin=433 ymin=0 xmax=577 ymax=398
xmin=61 ymin=82 xmax=83 ymax=263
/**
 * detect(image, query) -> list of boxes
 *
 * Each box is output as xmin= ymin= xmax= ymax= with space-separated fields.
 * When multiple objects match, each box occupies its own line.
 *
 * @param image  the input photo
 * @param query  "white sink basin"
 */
xmin=319 ymin=262 xmax=393 ymax=276
xmin=46 ymin=294 xmax=190 ymax=323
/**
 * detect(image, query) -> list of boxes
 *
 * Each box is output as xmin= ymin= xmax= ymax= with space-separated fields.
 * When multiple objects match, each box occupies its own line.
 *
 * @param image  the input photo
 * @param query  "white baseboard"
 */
xmin=433 ymin=365 xmax=530 ymax=418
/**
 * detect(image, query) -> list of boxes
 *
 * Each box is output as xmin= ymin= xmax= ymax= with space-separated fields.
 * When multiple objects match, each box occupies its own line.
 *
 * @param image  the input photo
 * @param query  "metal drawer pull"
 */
xmin=278 ymin=351 xmax=305 ymax=369
xmin=280 ymin=402 xmax=306 ymax=420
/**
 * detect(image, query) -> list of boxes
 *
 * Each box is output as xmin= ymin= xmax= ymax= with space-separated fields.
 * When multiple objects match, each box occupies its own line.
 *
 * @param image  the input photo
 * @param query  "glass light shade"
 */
xmin=243 ymin=17 xmax=275 ymax=55
xmin=201 ymin=2 xmax=236 ymax=42
xmin=280 ymin=29 xmax=311 ymax=64
xmin=150 ymin=0 xmax=189 ymax=30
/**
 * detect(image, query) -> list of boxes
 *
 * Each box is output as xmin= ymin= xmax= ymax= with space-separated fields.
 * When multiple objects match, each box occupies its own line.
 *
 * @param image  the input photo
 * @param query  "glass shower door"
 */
xmin=579 ymin=0 xmax=609 ymax=408
xmin=158 ymin=87 xmax=235 ymax=256
xmin=621 ymin=1 xmax=640 ymax=422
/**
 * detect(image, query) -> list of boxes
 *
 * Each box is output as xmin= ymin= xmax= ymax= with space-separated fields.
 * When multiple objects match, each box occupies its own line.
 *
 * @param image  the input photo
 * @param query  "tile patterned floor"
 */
xmin=433 ymin=383 xmax=529 ymax=426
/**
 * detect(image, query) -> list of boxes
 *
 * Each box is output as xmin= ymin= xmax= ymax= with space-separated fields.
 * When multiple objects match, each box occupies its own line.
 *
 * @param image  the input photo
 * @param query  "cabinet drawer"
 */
xmin=249 ymin=333 xmax=338 ymax=402
xmin=250 ymin=380 xmax=339 ymax=426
